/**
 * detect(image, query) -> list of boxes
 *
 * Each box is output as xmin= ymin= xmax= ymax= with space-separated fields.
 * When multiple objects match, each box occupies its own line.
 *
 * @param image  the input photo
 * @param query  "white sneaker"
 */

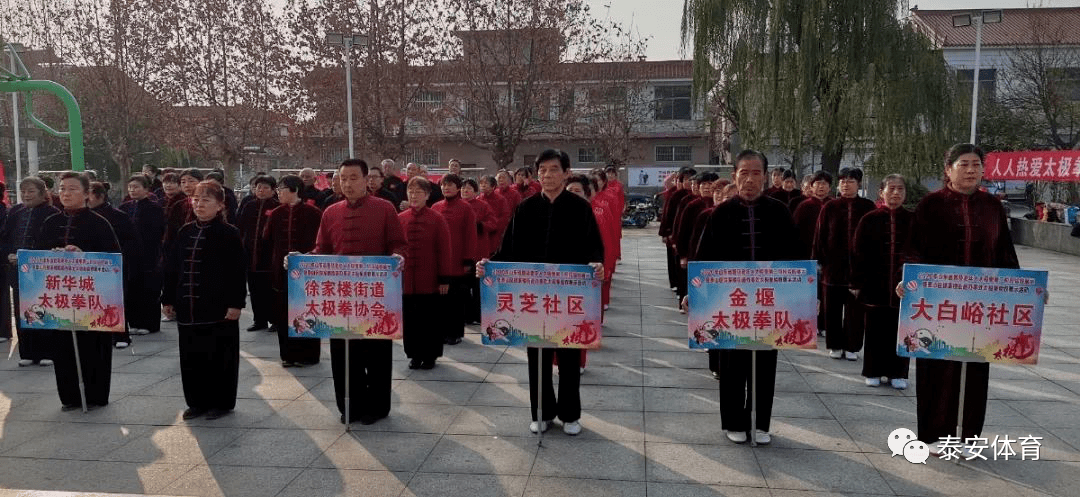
xmin=579 ymin=367 xmax=586 ymax=375
xmin=39 ymin=359 xmax=53 ymax=366
xmin=0 ymin=337 xmax=8 ymax=342
xmin=529 ymin=420 xmax=549 ymax=434
xmin=18 ymin=359 xmax=33 ymax=367
xmin=864 ymin=377 xmax=881 ymax=387
xmin=602 ymin=304 xmax=610 ymax=311
xmin=562 ymin=420 xmax=582 ymax=436
xmin=844 ymin=351 xmax=858 ymax=361
xmin=130 ymin=328 xmax=150 ymax=336
xmin=161 ymin=315 xmax=174 ymax=322
xmin=725 ymin=430 xmax=748 ymax=443
xmin=114 ymin=341 xmax=130 ymax=350
xmin=890 ymin=378 xmax=908 ymax=390
xmin=829 ymin=349 xmax=843 ymax=359
xmin=754 ymin=431 xmax=772 ymax=445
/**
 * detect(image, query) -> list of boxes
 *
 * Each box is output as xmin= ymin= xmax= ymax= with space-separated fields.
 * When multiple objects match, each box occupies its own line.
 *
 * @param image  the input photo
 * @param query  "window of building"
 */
xmin=654 ymin=85 xmax=692 ymax=120
xmin=411 ymin=91 xmax=445 ymax=111
xmin=403 ymin=147 xmax=439 ymax=166
xmin=578 ymin=147 xmax=604 ymax=163
xmin=956 ymin=68 xmax=997 ymax=101
xmin=1048 ymin=67 xmax=1080 ymax=102
xmin=655 ymin=145 xmax=692 ymax=162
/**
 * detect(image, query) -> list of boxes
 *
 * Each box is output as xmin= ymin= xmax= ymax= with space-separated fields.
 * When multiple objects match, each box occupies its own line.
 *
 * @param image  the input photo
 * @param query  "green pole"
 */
xmin=0 ymin=79 xmax=85 ymax=171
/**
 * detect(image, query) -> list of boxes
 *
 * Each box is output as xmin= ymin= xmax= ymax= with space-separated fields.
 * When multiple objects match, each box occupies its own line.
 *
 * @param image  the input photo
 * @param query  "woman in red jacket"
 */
xmin=399 ymin=177 xmax=455 ymax=369
xmin=432 ymin=174 xmax=477 ymax=345
xmin=462 ymin=179 xmax=498 ymax=324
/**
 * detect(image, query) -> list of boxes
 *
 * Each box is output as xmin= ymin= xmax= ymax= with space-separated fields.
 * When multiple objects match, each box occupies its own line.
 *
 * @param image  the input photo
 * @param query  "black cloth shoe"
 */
xmin=204 ymin=408 xmax=232 ymax=420
xmin=408 ymin=359 xmax=422 ymax=369
xmin=246 ymin=322 xmax=269 ymax=332
xmin=182 ymin=407 xmax=207 ymax=420
xmin=359 ymin=414 xmax=385 ymax=425
xmin=61 ymin=404 xmax=82 ymax=412
xmin=281 ymin=361 xmax=295 ymax=368
xmin=444 ymin=337 xmax=462 ymax=345
xmin=420 ymin=360 xmax=436 ymax=370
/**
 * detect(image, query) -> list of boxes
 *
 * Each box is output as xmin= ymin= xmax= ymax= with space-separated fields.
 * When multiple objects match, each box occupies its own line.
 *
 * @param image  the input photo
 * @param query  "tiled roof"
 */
xmin=308 ymin=59 xmax=693 ymax=85
xmin=910 ymin=7 xmax=1080 ymax=47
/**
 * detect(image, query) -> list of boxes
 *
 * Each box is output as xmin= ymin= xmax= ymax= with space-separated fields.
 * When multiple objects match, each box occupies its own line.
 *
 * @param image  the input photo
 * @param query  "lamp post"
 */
xmin=6 ymin=42 xmax=26 ymax=202
xmin=326 ymin=32 xmax=368 ymax=159
xmin=952 ymin=10 xmax=1002 ymax=144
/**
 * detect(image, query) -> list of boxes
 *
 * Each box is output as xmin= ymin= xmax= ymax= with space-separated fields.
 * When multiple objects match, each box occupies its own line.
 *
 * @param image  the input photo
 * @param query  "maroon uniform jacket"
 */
xmin=792 ymin=196 xmax=828 ymax=259
xmin=398 ymin=206 xmax=455 ymax=295
xmin=465 ymin=196 xmax=498 ymax=260
xmin=675 ymin=196 xmax=714 ymax=258
xmin=478 ymin=190 xmax=509 ymax=251
xmin=497 ymin=185 xmax=522 ymax=212
xmin=163 ymin=194 xmax=194 ymax=251
xmin=851 ymin=206 xmax=913 ymax=308
xmin=262 ymin=201 xmax=322 ymax=291
xmin=687 ymin=206 xmax=716 ymax=261
xmin=238 ymin=197 xmax=280 ymax=272
xmin=903 ymin=188 xmax=1018 ymax=270
xmin=314 ymin=194 xmax=406 ymax=257
xmin=813 ymin=196 xmax=876 ymax=286
xmin=659 ymin=188 xmax=691 ymax=238
xmin=432 ymin=195 xmax=478 ymax=275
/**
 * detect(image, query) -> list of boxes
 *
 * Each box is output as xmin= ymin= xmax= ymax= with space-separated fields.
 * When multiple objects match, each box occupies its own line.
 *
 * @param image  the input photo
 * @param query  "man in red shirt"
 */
xmin=313 ymin=159 xmax=407 ymax=425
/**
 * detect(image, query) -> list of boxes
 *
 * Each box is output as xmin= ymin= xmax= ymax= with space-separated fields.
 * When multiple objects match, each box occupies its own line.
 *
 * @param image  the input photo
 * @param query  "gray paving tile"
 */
xmin=531 ymin=439 xmax=646 ymax=480
xmin=276 ymin=468 xmax=409 ymax=497
xmin=522 ymin=476 xmax=646 ymax=497
xmin=206 ymin=428 xmax=341 ymax=467
xmin=161 ymin=464 xmax=304 ymax=497
xmin=645 ymin=442 xmax=765 ymax=486
xmin=102 ymin=425 xmax=243 ymax=464
xmin=5 ymin=422 xmax=149 ymax=460
xmin=866 ymin=452 xmax=1049 ymax=497
xmin=312 ymin=431 xmax=439 ymax=471
xmin=755 ymin=448 xmax=893 ymax=493
xmin=646 ymin=482 xmax=771 ymax=497
xmin=404 ymin=473 xmax=528 ymax=497
xmin=420 ymin=434 xmax=537 ymax=475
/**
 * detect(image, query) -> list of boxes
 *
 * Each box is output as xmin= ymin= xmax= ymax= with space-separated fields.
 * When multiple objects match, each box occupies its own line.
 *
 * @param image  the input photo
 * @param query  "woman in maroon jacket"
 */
xmin=814 ymin=168 xmax=877 ymax=361
xmin=237 ymin=175 xmax=279 ymax=332
xmin=399 ymin=177 xmax=454 ymax=369
xmin=264 ymin=175 xmax=323 ymax=367
xmin=462 ymin=179 xmax=498 ymax=324
xmin=851 ymin=174 xmax=911 ymax=389
xmin=432 ymin=174 xmax=477 ymax=345
xmin=477 ymin=176 xmax=509 ymax=257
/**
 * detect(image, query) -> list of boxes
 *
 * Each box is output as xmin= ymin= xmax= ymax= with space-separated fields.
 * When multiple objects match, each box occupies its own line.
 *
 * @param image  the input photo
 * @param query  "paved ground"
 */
xmin=0 ymin=228 xmax=1077 ymax=497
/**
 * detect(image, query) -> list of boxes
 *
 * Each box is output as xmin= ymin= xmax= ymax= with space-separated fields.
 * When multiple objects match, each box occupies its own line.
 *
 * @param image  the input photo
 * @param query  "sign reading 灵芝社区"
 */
xmin=897 ymin=264 xmax=1048 ymax=365
xmin=480 ymin=262 xmax=602 ymax=349
xmin=687 ymin=260 xmax=819 ymax=350
xmin=17 ymin=250 xmax=126 ymax=332
xmin=287 ymin=254 xmax=403 ymax=339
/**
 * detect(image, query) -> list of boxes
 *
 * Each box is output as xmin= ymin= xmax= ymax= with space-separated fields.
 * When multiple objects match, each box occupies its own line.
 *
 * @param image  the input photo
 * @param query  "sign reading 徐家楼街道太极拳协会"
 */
xmin=286 ymin=254 xmax=403 ymax=340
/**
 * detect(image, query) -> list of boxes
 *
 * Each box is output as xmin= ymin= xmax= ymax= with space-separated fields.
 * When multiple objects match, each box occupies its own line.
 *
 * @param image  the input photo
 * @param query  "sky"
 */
xmin=588 ymin=0 xmax=1078 ymax=61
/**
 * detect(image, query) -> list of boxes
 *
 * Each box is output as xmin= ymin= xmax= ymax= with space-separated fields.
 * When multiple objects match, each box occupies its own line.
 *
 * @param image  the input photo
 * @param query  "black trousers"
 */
xmin=717 ymin=349 xmax=777 ymax=433
xmin=823 ymin=285 xmax=864 ymax=353
xmin=708 ymin=350 xmax=719 ymax=373
xmin=916 ymin=359 xmax=989 ymax=444
xmin=178 ymin=321 xmax=240 ymax=411
xmin=0 ymin=268 xmax=9 ymax=339
xmin=51 ymin=329 xmax=113 ymax=406
xmin=247 ymin=270 xmax=273 ymax=326
xmin=330 ymin=338 xmax=392 ymax=422
xmin=527 ymin=347 xmax=581 ymax=423
xmin=665 ymin=244 xmax=678 ymax=289
xmin=9 ymin=267 xmax=51 ymax=361
xmin=675 ymin=263 xmax=688 ymax=300
xmin=128 ymin=270 xmax=162 ymax=332
xmin=273 ymin=289 xmax=321 ymax=364
xmin=465 ymin=275 xmax=482 ymax=324
xmin=403 ymin=294 xmax=443 ymax=362
xmin=443 ymin=276 xmax=469 ymax=339
xmin=816 ymin=282 xmax=826 ymax=332
xmin=861 ymin=305 xmax=909 ymax=379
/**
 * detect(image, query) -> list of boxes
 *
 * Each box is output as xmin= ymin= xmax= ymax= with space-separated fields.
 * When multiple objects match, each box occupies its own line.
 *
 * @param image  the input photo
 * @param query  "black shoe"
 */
xmin=246 ymin=323 xmax=269 ymax=332
xmin=182 ymin=407 xmax=207 ymax=420
xmin=711 ymin=371 xmax=721 ymax=380
xmin=61 ymin=404 xmax=82 ymax=412
xmin=281 ymin=360 xmax=295 ymax=368
xmin=204 ymin=408 xmax=232 ymax=420
xmin=268 ymin=325 xmax=280 ymax=334
xmin=420 ymin=360 xmax=436 ymax=370
xmin=358 ymin=414 xmax=384 ymax=425
xmin=445 ymin=337 xmax=462 ymax=345
xmin=408 ymin=358 xmax=422 ymax=369
xmin=340 ymin=414 xmax=347 ymax=424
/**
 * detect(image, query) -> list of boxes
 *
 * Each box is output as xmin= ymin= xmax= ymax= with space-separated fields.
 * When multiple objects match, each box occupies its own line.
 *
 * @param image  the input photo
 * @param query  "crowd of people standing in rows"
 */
xmin=0 ymin=153 xmax=623 ymax=432
xmin=661 ymin=143 xmax=1025 ymax=451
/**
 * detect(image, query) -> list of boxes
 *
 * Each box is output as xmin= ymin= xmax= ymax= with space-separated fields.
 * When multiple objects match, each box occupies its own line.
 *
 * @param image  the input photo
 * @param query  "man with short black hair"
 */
xmin=313 ymin=159 xmax=406 ymax=425
xmin=479 ymin=149 xmax=604 ymax=437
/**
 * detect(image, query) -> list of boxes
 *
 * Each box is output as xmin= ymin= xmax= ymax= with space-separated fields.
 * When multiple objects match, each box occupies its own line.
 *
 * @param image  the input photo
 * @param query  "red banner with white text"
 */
xmin=983 ymin=151 xmax=1080 ymax=182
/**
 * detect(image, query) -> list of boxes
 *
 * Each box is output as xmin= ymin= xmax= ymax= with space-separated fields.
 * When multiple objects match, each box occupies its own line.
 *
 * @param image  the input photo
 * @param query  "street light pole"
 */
xmin=326 ymin=33 xmax=368 ymax=160
xmin=7 ymin=44 xmax=24 ymax=202
xmin=969 ymin=15 xmax=983 ymax=145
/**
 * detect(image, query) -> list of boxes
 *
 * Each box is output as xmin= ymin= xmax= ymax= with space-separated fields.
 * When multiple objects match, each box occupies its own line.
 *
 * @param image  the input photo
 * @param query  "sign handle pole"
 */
xmin=750 ymin=349 xmax=757 ymax=447
xmin=955 ymin=361 xmax=967 ymax=463
xmin=344 ymin=339 xmax=351 ymax=432
xmin=536 ymin=347 xmax=543 ymax=447
xmin=71 ymin=330 xmax=88 ymax=413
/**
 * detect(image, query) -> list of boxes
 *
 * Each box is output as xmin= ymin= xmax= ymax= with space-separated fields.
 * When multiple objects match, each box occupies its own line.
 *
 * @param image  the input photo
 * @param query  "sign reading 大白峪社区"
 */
xmin=687 ymin=260 xmax=819 ymax=350
xmin=983 ymin=151 xmax=1080 ymax=182
xmin=480 ymin=262 xmax=602 ymax=349
xmin=17 ymin=250 xmax=126 ymax=332
xmin=287 ymin=254 xmax=403 ymax=339
xmin=897 ymin=264 xmax=1048 ymax=365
